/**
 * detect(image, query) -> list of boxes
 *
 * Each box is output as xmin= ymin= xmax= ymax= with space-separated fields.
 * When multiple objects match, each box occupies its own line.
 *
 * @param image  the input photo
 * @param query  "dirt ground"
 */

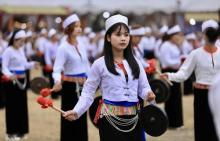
xmin=0 ymin=69 xmax=194 ymax=141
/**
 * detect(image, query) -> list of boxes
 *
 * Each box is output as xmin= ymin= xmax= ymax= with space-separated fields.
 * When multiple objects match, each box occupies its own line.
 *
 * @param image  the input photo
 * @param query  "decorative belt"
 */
xmin=1 ymin=74 xmax=26 ymax=82
xmin=16 ymin=74 xmax=26 ymax=78
xmin=194 ymin=83 xmax=209 ymax=90
xmin=101 ymin=103 xmax=139 ymax=133
xmin=100 ymin=103 xmax=138 ymax=116
xmin=62 ymin=76 xmax=86 ymax=84
xmin=93 ymin=101 xmax=138 ymax=123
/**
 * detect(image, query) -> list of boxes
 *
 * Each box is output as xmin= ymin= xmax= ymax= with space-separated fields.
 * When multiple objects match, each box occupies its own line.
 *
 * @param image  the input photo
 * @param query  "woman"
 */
xmin=161 ymin=19 xmax=220 ymax=141
xmin=159 ymin=25 xmax=184 ymax=129
xmin=2 ymin=29 xmax=38 ymax=140
xmin=130 ymin=25 xmax=148 ymax=69
xmin=44 ymin=28 xmax=59 ymax=99
xmin=63 ymin=14 xmax=155 ymax=141
xmin=52 ymin=14 xmax=90 ymax=141
xmin=0 ymin=31 xmax=7 ymax=108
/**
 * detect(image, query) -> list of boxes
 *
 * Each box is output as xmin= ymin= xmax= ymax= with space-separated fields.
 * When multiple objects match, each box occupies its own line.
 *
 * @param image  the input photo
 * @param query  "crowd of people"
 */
xmin=0 ymin=13 xmax=219 ymax=141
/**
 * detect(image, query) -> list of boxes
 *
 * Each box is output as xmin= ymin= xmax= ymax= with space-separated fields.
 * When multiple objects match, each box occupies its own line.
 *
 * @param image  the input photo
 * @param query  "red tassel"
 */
xmin=93 ymin=100 xmax=104 ymax=124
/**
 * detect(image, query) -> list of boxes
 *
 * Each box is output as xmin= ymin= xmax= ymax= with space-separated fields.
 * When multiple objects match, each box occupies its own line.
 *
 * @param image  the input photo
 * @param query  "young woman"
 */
xmin=52 ymin=14 xmax=90 ymax=141
xmin=159 ymin=25 xmax=184 ymax=129
xmin=2 ymin=29 xmax=38 ymax=140
xmin=63 ymin=14 xmax=155 ymax=141
xmin=0 ymin=31 xmax=7 ymax=108
xmin=130 ymin=25 xmax=148 ymax=68
xmin=44 ymin=28 xmax=59 ymax=99
xmin=161 ymin=19 xmax=220 ymax=141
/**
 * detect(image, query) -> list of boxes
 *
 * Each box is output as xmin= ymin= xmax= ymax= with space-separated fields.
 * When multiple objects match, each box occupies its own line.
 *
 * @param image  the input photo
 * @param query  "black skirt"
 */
xmin=162 ymin=68 xmax=183 ymax=128
xmin=0 ymin=71 xmax=6 ymax=108
xmin=45 ymin=71 xmax=60 ymax=99
xmin=193 ymin=88 xmax=218 ymax=141
xmin=98 ymin=115 xmax=142 ymax=141
xmin=183 ymin=73 xmax=195 ymax=95
xmin=60 ymin=81 xmax=88 ymax=141
xmin=5 ymin=79 xmax=29 ymax=134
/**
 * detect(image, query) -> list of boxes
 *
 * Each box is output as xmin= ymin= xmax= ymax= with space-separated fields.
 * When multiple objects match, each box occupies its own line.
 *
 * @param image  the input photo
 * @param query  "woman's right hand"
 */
xmin=160 ymin=73 xmax=168 ymax=80
xmin=52 ymin=81 xmax=62 ymax=92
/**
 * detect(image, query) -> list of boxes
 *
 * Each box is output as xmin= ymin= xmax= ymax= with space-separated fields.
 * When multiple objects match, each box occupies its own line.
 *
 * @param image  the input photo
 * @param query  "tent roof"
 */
xmin=0 ymin=6 xmax=69 ymax=15
xmin=0 ymin=0 xmax=219 ymax=14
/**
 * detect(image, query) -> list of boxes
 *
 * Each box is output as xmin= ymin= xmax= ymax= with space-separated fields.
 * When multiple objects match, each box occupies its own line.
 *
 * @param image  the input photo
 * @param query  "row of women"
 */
xmin=2 ymin=12 xmax=220 ymax=141
xmin=60 ymin=15 xmax=220 ymax=141
xmin=160 ymin=19 xmax=220 ymax=141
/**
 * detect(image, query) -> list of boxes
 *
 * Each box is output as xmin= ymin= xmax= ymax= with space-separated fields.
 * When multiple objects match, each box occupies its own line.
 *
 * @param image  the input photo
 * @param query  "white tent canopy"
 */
xmin=0 ymin=0 xmax=219 ymax=14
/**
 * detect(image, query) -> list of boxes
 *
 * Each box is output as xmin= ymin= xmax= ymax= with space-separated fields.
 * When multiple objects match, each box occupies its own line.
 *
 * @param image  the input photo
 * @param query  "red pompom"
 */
xmin=44 ymin=65 xmax=53 ymax=72
xmin=37 ymin=96 xmax=47 ymax=107
xmin=37 ymin=96 xmax=53 ymax=108
xmin=46 ymin=99 xmax=53 ymax=107
xmin=40 ymin=88 xmax=51 ymax=97
xmin=145 ymin=59 xmax=157 ymax=74
xmin=41 ymin=105 xmax=48 ymax=109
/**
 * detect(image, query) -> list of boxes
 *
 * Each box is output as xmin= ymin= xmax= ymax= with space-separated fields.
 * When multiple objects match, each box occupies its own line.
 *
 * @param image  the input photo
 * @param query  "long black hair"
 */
xmin=8 ymin=29 xmax=21 ymax=47
xmin=104 ymin=23 xmax=140 ymax=79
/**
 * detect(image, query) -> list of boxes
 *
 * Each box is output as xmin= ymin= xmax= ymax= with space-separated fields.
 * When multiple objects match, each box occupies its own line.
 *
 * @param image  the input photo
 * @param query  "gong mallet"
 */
xmin=37 ymin=96 xmax=65 ymax=114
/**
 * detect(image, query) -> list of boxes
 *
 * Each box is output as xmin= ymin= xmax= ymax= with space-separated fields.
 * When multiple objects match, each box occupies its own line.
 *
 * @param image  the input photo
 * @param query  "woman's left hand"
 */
xmin=34 ymin=62 xmax=40 ymax=69
xmin=63 ymin=110 xmax=78 ymax=121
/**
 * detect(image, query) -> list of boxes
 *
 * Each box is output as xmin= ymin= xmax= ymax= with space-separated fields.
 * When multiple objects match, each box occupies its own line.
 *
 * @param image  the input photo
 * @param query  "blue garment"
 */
xmin=10 ymin=70 xmax=26 ymax=75
xmin=104 ymin=99 xmax=137 ymax=107
xmin=65 ymin=73 xmax=87 ymax=78
xmin=141 ymin=129 xmax=146 ymax=141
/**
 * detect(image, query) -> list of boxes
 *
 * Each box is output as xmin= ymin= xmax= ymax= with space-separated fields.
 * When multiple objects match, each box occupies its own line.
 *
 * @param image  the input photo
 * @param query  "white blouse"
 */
xmin=154 ymin=39 xmax=162 ymax=59
xmin=133 ymin=46 xmax=148 ymax=68
xmin=2 ymin=46 xmax=35 ymax=77
xmin=159 ymin=41 xmax=181 ymax=69
xmin=0 ymin=39 xmax=8 ymax=59
xmin=52 ymin=39 xmax=90 ymax=83
xmin=168 ymin=47 xmax=220 ymax=85
xmin=44 ymin=41 xmax=59 ymax=66
xmin=35 ymin=36 xmax=48 ymax=53
xmin=73 ymin=57 xmax=152 ymax=117
xmin=25 ymin=42 xmax=35 ymax=58
xmin=208 ymin=73 xmax=220 ymax=140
